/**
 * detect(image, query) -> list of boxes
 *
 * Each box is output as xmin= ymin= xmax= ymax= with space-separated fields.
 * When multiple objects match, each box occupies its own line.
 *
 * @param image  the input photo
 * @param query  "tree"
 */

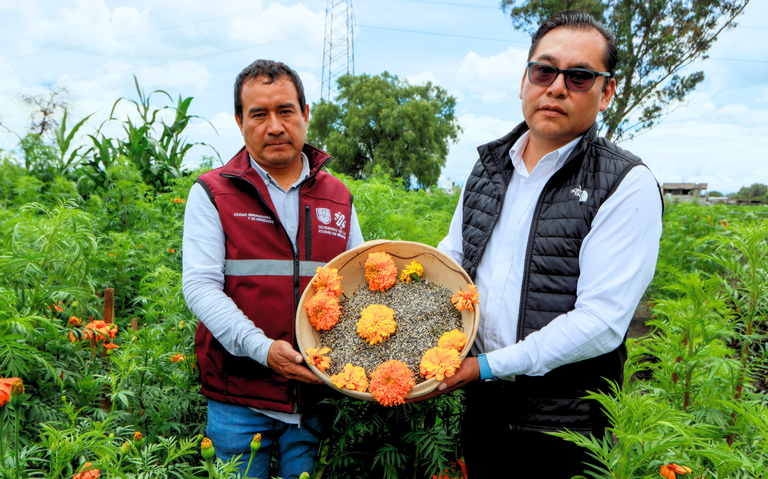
xmin=500 ymin=0 xmax=748 ymax=142
xmin=307 ymin=72 xmax=461 ymax=188
xmin=708 ymin=190 xmax=724 ymax=198
xmin=736 ymin=183 xmax=768 ymax=202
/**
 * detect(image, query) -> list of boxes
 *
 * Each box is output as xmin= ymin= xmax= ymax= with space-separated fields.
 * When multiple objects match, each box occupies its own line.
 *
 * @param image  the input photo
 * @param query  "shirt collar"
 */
xmin=508 ymin=131 xmax=583 ymax=179
xmin=249 ymin=152 xmax=310 ymax=190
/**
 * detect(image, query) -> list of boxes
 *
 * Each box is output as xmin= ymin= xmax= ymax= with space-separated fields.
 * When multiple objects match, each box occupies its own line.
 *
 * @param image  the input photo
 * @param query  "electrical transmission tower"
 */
xmin=321 ymin=0 xmax=354 ymax=101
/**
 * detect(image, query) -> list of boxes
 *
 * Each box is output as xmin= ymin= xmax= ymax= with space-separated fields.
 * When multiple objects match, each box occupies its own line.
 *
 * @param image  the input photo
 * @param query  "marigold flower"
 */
xmin=305 ymin=347 xmax=332 ymax=371
xmin=73 ymin=462 xmax=100 ymax=479
xmin=660 ymin=463 xmax=692 ymax=479
xmin=357 ymin=304 xmax=396 ymax=345
xmin=370 ymin=360 xmax=415 ymax=406
xmin=721 ymin=220 xmax=728 ymax=227
xmin=85 ymin=320 xmax=118 ymax=342
xmin=0 ymin=377 xmax=23 ymax=408
xmin=167 ymin=248 xmax=176 ymax=253
xmin=330 ymin=364 xmax=368 ymax=392
xmin=173 ymin=198 xmax=186 ymax=204
xmin=201 ymin=437 xmax=215 ymax=460
xmin=250 ymin=433 xmax=261 ymax=453
xmin=304 ymin=290 xmax=342 ymax=330
xmin=48 ymin=302 xmax=64 ymax=313
xmin=420 ymin=347 xmax=461 ymax=382
xmin=69 ymin=329 xmax=91 ymax=342
xmin=451 ymin=285 xmax=480 ymax=312
xmin=69 ymin=316 xmax=82 ymax=326
xmin=399 ymin=261 xmax=424 ymax=283
xmin=438 ymin=329 xmax=467 ymax=353
xmin=104 ymin=342 xmax=119 ymax=350
xmin=365 ymin=252 xmax=398 ymax=291
xmin=170 ymin=354 xmax=186 ymax=362
xmin=312 ymin=266 xmax=343 ymax=297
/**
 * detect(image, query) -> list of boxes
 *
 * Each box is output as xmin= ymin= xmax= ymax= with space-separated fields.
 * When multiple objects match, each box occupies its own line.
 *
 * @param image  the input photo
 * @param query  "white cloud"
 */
xmin=229 ymin=3 xmax=324 ymax=49
xmin=456 ymin=46 xmax=528 ymax=104
xmin=406 ymin=71 xmax=438 ymax=86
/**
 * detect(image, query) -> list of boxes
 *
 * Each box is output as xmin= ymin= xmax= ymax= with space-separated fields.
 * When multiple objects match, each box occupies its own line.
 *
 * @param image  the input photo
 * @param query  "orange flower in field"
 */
xmin=305 ymin=347 xmax=332 ymax=372
xmin=304 ymin=290 xmax=342 ymax=330
xmin=312 ymin=266 xmax=343 ymax=297
xmin=48 ymin=301 xmax=64 ymax=313
xmin=69 ymin=316 xmax=82 ymax=326
xmin=0 ymin=377 xmax=23 ymax=407
xmin=451 ymin=285 xmax=480 ymax=312
xmin=365 ymin=252 xmax=398 ymax=291
xmin=420 ymin=347 xmax=461 ymax=382
xmin=167 ymin=248 xmax=176 ymax=253
xmin=330 ymin=364 xmax=368 ymax=392
xmin=721 ymin=220 xmax=728 ymax=227
xmin=73 ymin=462 xmax=100 ymax=479
xmin=357 ymin=304 xmax=396 ymax=345
xmin=85 ymin=320 xmax=117 ymax=341
xmin=173 ymin=198 xmax=186 ymax=204
xmin=170 ymin=354 xmax=186 ymax=362
xmin=104 ymin=342 xmax=119 ymax=350
xmin=660 ymin=463 xmax=692 ymax=479
xmin=370 ymin=360 xmax=415 ymax=406
xmin=438 ymin=330 xmax=467 ymax=353
xmin=69 ymin=329 xmax=91 ymax=342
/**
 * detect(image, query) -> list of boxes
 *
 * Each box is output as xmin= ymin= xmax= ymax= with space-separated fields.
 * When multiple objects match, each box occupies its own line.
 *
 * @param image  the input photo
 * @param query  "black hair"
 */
xmin=234 ymin=59 xmax=306 ymax=121
xmin=528 ymin=10 xmax=618 ymax=84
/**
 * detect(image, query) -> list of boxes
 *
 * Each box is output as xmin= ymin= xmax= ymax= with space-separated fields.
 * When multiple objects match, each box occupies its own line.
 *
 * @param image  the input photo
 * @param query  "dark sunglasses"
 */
xmin=526 ymin=62 xmax=611 ymax=92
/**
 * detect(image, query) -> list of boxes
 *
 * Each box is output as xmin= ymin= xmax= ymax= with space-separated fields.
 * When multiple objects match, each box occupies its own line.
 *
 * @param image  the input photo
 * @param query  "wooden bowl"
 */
xmin=296 ymin=240 xmax=479 ymax=401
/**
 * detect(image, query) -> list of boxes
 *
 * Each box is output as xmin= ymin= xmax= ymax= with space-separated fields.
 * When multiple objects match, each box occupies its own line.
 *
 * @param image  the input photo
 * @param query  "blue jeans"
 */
xmin=206 ymin=399 xmax=323 ymax=479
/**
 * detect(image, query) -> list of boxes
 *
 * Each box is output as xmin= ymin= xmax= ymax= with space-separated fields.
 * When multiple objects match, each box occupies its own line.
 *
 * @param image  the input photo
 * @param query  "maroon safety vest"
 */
xmin=194 ymin=144 xmax=352 ymax=412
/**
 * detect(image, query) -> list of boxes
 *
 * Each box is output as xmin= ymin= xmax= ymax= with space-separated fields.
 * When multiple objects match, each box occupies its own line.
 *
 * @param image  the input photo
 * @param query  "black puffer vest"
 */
xmin=462 ymin=121 xmax=657 ymax=432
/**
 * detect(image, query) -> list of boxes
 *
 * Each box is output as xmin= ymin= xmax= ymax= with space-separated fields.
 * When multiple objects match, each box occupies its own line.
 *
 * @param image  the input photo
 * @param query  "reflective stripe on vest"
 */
xmin=224 ymin=259 xmax=326 ymax=277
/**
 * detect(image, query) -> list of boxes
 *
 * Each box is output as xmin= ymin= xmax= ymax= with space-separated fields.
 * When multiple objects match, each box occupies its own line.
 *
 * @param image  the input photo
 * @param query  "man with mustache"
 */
xmin=182 ymin=60 xmax=363 ymax=479
xmin=433 ymin=10 xmax=663 ymax=477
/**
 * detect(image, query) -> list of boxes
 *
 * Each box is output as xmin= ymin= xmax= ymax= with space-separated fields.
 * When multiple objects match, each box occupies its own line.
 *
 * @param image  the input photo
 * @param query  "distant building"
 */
xmin=661 ymin=183 xmax=708 ymax=203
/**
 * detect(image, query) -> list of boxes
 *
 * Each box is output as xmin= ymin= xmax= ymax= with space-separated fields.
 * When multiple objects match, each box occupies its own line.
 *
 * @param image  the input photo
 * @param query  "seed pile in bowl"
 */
xmin=320 ymin=278 xmax=463 ymax=383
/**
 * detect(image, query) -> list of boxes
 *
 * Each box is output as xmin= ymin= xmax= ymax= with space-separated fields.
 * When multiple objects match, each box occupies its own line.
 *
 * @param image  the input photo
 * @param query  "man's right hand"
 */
xmin=267 ymin=340 xmax=323 ymax=384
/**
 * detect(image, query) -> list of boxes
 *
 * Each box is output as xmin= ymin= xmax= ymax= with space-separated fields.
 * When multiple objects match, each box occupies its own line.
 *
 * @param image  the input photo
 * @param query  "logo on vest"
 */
xmin=335 ymin=212 xmax=346 ymax=229
xmin=234 ymin=212 xmax=274 ymax=224
xmin=570 ymin=185 xmax=589 ymax=203
xmin=316 ymin=208 xmax=331 ymax=225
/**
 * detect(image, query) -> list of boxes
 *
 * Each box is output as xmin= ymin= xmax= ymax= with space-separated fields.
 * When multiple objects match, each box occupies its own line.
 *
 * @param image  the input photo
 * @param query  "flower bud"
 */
xmin=133 ymin=431 xmax=144 ymax=447
xmin=299 ymin=473 xmax=310 ymax=479
xmin=201 ymin=437 xmax=215 ymax=460
xmin=250 ymin=433 xmax=261 ymax=454
xmin=120 ymin=441 xmax=131 ymax=455
xmin=10 ymin=378 xmax=24 ymax=407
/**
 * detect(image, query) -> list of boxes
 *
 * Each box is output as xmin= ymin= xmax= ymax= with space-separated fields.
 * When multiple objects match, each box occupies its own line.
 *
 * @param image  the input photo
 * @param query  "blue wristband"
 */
xmin=477 ymin=353 xmax=496 ymax=381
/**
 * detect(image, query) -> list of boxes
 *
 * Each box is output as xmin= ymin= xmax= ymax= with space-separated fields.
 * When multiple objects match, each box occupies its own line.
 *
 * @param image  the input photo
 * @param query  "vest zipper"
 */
xmin=304 ymin=205 xmax=312 ymax=261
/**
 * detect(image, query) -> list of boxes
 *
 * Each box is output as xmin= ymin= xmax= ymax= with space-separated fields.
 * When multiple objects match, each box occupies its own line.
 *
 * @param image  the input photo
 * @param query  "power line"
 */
xmin=709 ymin=57 xmax=768 ymax=64
xmin=358 ymin=24 xmax=528 ymax=44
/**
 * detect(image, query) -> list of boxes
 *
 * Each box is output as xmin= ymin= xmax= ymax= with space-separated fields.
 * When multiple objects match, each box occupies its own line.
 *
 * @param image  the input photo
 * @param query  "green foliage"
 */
xmin=736 ymin=183 xmax=768 ymax=202
xmin=500 ymin=0 xmax=748 ymax=141
xmin=308 ymin=72 xmax=461 ymax=188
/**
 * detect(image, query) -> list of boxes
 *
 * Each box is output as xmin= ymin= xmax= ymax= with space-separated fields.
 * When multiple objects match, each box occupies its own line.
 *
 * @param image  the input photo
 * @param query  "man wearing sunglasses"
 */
xmin=429 ymin=10 xmax=663 ymax=477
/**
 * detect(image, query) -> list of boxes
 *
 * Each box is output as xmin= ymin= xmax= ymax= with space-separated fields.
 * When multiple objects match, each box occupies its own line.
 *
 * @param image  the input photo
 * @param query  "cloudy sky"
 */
xmin=1 ymin=0 xmax=766 ymax=194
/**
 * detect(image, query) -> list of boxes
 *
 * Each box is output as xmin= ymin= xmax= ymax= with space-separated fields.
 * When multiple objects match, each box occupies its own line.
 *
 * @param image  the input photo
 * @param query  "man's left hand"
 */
xmin=405 ymin=357 xmax=480 ymax=403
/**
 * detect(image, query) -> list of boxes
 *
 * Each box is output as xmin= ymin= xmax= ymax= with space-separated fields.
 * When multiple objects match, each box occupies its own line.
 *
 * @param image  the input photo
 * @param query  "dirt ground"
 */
xmin=626 ymin=298 xmax=653 ymax=340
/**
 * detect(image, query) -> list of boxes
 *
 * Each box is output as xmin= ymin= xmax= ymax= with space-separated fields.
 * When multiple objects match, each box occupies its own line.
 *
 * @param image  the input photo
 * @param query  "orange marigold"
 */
xmin=85 ymin=320 xmax=118 ymax=341
xmin=357 ymin=304 xmax=396 ymax=345
xmin=660 ymin=463 xmax=692 ymax=479
xmin=451 ymin=285 xmax=480 ymax=312
xmin=0 ymin=377 xmax=23 ymax=408
xmin=420 ymin=347 xmax=461 ymax=382
xmin=73 ymin=462 xmax=100 ymax=479
xmin=69 ymin=316 xmax=82 ymax=326
xmin=170 ymin=354 xmax=186 ymax=362
xmin=365 ymin=252 xmax=398 ymax=291
xmin=330 ymin=364 xmax=368 ymax=392
xmin=438 ymin=329 xmax=467 ymax=353
xmin=69 ymin=329 xmax=91 ymax=342
xmin=304 ymin=290 xmax=342 ymax=330
xmin=305 ymin=347 xmax=332 ymax=372
xmin=104 ymin=342 xmax=119 ymax=350
xmin=312 ymin=266 xmax=343 ymax=297
xmin=370 ymin=360 xmax=415 ymax=407
xmin=721 ymin=219 xmax=728 ymax=227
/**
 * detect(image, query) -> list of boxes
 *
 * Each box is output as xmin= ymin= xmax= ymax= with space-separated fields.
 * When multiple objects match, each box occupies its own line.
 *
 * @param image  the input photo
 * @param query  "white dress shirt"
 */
xmin=182 ymin=152 xmax=364 ymax=422
xmin=438 ymin=131 xmax=662 ymax=381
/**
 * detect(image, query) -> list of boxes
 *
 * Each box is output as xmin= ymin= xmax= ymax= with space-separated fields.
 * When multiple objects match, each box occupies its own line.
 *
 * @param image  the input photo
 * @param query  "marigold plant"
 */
xmin=365 ymin=252 xmax=398 ymax=291
xmin=312 ymin=266 xmax=343 ymax=297
xmin=73 ymin=462 xmax=100 ymax=479
xmin=330 ymin=363 xmax=369 ymax=392
xmin=304 ymin=290 xmax=342 ymax=330
xmin=451 ymin=284 xmax=480 ymax=312
xmin=399 ymin=260 xmax=423 ymax=283
xmin=84 ymin=320 xmax=118 ymax=341
xmin=357 ymin=304 xmax=396 ymax=345
xmin=420 ymin=347 xmax=461 ymax=382
xmin=370 ymin=360 xmax=416 ymax=406
xmin=170 ymin=354 xmax=186 ymax=362
xmin=438 ymin=329 xmax=467 ymax=353
xmin=305 ymin=347 xmax=332 ymax=371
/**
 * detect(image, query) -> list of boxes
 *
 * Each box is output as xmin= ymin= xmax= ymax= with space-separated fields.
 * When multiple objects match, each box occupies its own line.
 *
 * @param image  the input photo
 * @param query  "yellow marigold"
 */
xmin=399 ymin=260 xmax=424 ymax=283
xmin=304 ymin=290 xmax=342 ymax=331
xmin=451 ymin=285 xmax=480 ymax=312
xmin=312 ymin=266 xmax=343 ymax=297
xmin=85 ymin=320 xmax=118 ymax=341
xmin=721 ymin=219 xmax=728 ymax=227
xmin=369 ymin=360 xmax=415 ymax=407
xmin=330 ymin=364 xmax=368 ymax=392
xmin=357 ymin=304 xmax=396 ymax=345
xmin=365 ymin=252 xmax=398 ymax=291
xmin=420 ymin=347 xmax=461 ymax=382
xmin=438 ymin=329 xmax=467 ymax=353
xmin=305 ymin=347 xmax=332 ymax=372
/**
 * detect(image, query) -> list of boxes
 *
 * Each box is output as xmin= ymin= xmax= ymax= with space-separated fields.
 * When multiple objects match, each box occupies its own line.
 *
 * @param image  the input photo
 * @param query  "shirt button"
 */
xmin=492 ymin=295 xmax=499 ymax=301
xmin=526 ymin=184 xmax=532 ymax=191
